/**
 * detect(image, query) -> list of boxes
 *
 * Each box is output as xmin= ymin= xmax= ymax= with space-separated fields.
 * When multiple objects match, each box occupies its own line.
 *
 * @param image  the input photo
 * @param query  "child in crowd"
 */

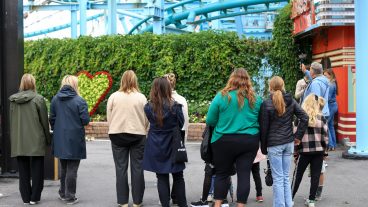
xmin=292 ymin=94 xmax=329 ymax=207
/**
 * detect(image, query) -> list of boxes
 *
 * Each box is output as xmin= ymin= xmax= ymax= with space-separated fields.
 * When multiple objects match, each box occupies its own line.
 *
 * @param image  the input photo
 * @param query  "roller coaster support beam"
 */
xmin=234 ymin=7 xmax=244 ymax=37
xmin=71 ymin=9 xmax=78 ymax=38
xmin=23 ymin=3 xmax=147 ymax=12
xmin=146 ymin=0 xmax=165 ymax=34
xmin=79 ymin=0 xmax=87 ymax=35
xmin=107 ymin=0 xmax=117 ymax=34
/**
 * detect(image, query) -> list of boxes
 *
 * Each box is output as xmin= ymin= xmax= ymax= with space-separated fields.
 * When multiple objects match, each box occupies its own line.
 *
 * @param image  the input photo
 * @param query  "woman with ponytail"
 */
xmin=206 ymin=68 xmax=263 ymax=207
xmin=260 ymin=76 xmax=308 ymax=207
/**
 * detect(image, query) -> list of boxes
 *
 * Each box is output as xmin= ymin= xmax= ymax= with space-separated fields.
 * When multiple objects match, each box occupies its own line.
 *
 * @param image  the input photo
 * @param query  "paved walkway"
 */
xmin=1 ymin=141 xmax=368 ymax=207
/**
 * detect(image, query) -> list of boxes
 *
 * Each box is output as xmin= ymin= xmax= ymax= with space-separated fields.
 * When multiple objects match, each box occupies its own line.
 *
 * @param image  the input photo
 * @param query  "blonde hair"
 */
xmin=19 ymin=73 xmax=37 ymax=92
xmin=61 ymin=75 xmax=79 ymax=94
xmin=269 ymin=76 xmax=286 ymax=116
xmin=119 ymin=70 xmax=140 ymax=93
xmin=164 ymin=73 xmax=176 ymax=90
xmin=302 ymin=94 xmax=325 ymax=127
xmin=221 ymin=68 xmax=256 ymax=109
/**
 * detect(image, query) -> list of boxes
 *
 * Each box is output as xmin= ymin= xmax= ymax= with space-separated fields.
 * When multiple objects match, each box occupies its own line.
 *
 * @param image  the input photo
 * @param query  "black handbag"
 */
xmin=264 ymin=159 xmax=273 ymax=186
xmin=200 ymin=125 xmax=213 ymax=163
xmin=172 ymin=124 xmax=188 ymax=163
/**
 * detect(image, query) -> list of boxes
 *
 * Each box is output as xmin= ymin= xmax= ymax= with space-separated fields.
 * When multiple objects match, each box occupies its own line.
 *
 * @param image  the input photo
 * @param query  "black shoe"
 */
xmin=190 ymin=199 xmax=209 ymax=207
xmin=172 ymin=199 xmax=178 ymax=206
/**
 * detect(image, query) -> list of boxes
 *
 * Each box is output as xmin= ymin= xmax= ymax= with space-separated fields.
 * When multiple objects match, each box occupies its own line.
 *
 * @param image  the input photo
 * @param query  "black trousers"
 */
xmin=110 ymin=133 xmax=146 ymax=205
xmin=59 ymin=159 xmax=80 ymax=200
xmin=17 ymin=156 xmax=44 ymax=203
xmin=212 ymin=134 xmax=259 ymax=204
xmin=252 ymin=162 xmax=262 ymax=196
xmin=292 ymin=154 xmax=324 ymax=200
xmin=156 ymin=171 xmax=187 ymax=207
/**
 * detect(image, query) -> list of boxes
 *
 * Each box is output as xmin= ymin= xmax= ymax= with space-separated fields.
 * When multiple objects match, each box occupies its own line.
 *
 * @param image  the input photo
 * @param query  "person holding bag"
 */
xmin=143 ymin=77 xmax=187 ymax=207
xmin=260 ymin=76 xmax=308 ymax=207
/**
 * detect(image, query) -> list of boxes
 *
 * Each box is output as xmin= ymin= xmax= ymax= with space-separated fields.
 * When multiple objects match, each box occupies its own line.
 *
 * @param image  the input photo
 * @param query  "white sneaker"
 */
xmin=305 ymin=199 xmax=315 ymax=207
xmin=207 ymin=194 xmax=213 ymax=202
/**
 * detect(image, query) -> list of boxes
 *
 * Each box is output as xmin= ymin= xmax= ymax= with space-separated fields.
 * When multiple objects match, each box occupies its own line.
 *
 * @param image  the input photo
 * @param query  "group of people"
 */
xmin=8 ymin=61 xmax=338 ymax=207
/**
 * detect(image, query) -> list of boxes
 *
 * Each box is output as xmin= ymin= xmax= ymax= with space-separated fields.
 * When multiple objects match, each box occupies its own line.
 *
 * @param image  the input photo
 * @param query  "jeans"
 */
xmin=156 ymin=171 xmax=187 ymax=207
xmin=268 ymin=142 xmax=294 ymax=207
xmin=328 ymin=102 xmax=338 ymax=148
xmin=59 ymin=159 xmax=80 ymax=200
xmin=110 ymin=134 xmax=145 ymax=205
xmin=17 ymin=156 xmax=44 ymax=203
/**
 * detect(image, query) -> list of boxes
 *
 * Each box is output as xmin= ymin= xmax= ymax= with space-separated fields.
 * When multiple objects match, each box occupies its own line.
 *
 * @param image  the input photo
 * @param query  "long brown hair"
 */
xmin=19 ymin=73 xmax=37 ymax=92
xmin=119 ymin=70 xmax=140 ymax=93
xmin=323 ymin=68 xmax=338 ymax=95
xmin=221 ymin=68 xmax=256 ymax=108
xmin=149 ymin=77 xmax=173 ymax=127
xmin=269 ymin=76 xmax=286 ymax=116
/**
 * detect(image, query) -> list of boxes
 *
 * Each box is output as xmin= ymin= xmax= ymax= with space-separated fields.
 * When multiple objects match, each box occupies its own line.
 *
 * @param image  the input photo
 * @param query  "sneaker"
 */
xmin=66 ymin=198 xmax=79 ymax=205
xmin=221 ymin=199 xmax=229 ymax=207
xmin=207 ymin=194 xmax=213 ymax=202
xmin=29 ymin=201 xmax=39 ymax=205
xmin=58 ymin=196 xmax=66 ymax=201
xmin=190 ymin=199 xmax=209 ymax=207
xmin=305 ymin=199 xmax=315 ymax=207
xmin=133 ymin=204 xmax=142 ymax=207
xmin=256 ymin=196 xmax=264 ymax=202
xmin=118 ymin=204 xmax=128 ymax=207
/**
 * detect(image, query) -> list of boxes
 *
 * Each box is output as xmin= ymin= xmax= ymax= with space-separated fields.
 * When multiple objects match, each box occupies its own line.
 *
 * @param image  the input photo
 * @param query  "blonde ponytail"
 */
xmin=269 ymin=76 xmax=286 ymax=116
xmin=302 ymin=94 xmax=324 ymax=127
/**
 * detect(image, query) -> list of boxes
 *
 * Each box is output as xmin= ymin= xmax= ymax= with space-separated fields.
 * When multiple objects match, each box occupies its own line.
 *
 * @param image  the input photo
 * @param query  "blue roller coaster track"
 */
xmin=23 ymin=0 xmax=288 ymax=39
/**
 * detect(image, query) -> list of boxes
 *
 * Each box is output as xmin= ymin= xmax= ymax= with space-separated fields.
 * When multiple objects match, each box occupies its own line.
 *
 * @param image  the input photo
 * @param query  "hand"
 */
xmin=294 ymin=139 xmax=301 ymax=146
xmin=301 ymin=64 xmax=307 ymax=73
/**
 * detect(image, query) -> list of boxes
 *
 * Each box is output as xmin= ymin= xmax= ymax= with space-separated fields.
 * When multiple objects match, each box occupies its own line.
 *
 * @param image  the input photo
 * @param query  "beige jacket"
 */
xmin=107 ymin=91 xmax=149 ymax=135
xmin=172 ymin=91 xmax=189 ymax=138
xmin=295 ymin=78 xmax=309 ymax=101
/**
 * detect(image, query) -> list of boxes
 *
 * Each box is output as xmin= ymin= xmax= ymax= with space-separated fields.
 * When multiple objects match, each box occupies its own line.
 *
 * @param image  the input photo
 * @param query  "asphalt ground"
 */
xmin=1 ymin=141 xmax=368 ymax=207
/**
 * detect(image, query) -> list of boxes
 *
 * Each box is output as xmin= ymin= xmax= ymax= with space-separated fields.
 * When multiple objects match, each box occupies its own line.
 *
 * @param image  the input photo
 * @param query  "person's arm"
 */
xmin=322 ymin=117 xmax=329 ymax=147
xmin=182 ymin=100 xmax=189 ymax=138
xmin=259 ymin=102 xmax=269 ymax=155
xmin=49 ymin=97 xmax=56 ymax=130
xmin=295 ymin=80 xmax=304 ymax=99
xmin=293 ymin=100 xmax=309 ymax=140
xmin=37 ymin=97 xmax=51 ymax=145
xmin=176 ymin=103 xmax=185 ymax=129
xmin=79 ymin=99 xmax=90 ymax=126
xmin=106 ymin=94 xmax=114 ymax=126
xmin=206 ymin=93 xmax=220 ymax=127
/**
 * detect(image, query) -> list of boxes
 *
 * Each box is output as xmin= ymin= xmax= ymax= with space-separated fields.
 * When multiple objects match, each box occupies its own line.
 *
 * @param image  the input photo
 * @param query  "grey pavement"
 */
xmin=1 ymin=141 xmax=368 ymax=207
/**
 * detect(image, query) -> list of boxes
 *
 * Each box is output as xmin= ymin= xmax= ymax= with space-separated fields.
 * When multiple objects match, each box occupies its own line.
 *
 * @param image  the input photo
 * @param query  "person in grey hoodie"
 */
xmin=9 ymin=74 xmax=51 ymax=205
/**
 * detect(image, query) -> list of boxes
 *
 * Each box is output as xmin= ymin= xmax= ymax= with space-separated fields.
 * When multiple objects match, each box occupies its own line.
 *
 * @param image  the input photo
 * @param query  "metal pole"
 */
xmin=107 ymin=0 xmax=117 ymax=35
xmin=152 ymin=0 xmax=165 ymax=34
xmin=71 ymin=10 xmax=78 ymax=38
xmin=0 ymin=0 xmax=24 ymax=174
xmin=234 ymin=7 xmax=244 ymax=37
xmin=79 ymin=0 xmax=87 ymax=35
xmin=354 ymin=0 xmax=368 ymax=152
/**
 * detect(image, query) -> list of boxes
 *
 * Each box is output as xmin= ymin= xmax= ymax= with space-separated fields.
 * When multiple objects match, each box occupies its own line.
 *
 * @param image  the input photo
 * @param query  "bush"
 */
xmin=25 ymin=31 xmax=269 ymax=119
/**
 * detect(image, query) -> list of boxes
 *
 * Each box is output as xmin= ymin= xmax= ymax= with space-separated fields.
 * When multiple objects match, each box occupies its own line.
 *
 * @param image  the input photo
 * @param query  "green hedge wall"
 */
xmin=25 ymin=31 xmax=269 ymax=115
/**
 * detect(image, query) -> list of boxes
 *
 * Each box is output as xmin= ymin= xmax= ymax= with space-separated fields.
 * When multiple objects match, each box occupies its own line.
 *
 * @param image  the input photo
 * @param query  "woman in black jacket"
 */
xmin=260 ymin=76 xmax=308 ymax=207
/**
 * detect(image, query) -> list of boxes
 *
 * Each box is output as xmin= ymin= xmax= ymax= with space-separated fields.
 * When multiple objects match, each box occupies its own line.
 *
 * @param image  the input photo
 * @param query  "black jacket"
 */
xmin=260 ymin=93 xmax=308 ymax=154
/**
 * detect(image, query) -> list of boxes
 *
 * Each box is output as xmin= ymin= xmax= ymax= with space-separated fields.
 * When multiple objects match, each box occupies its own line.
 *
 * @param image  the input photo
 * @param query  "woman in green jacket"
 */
xmin=9 ymin=74 xmax=51 ymax=205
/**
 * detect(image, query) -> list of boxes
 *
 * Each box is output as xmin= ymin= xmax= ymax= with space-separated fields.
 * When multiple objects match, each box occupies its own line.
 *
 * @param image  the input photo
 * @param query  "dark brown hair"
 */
xmin=323 ymin=68 xmax=338 ymax=95
xmin=221 ymin=68 xmax=256 ymax=108
xmin=149 ymin=77 xmax=173 ymax=127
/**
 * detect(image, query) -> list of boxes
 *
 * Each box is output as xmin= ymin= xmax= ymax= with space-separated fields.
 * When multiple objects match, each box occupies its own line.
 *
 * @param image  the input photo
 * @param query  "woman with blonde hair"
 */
xmin=50 ymin=75 xmax=90 ymax=205
xmin=292 ymin=94 xmax=329 ymax=207
xmin=9 ymin=74 xmax=51 ymax=205
xmin=260 ymin=76 xmax=308 ymax=207
xmin=206 ymin=68 xmax=262 ymax=207
xmin=107 ymin=70 xmax=148 ymax=207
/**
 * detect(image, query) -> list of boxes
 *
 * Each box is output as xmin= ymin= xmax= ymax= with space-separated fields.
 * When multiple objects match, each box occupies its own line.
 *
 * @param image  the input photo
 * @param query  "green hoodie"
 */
xmin=9 ymin=90 xmax=51 ymax=157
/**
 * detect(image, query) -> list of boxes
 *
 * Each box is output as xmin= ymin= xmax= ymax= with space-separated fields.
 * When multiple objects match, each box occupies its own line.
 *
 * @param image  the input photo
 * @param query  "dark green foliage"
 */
xmin=268 ymin=4 xmax=303 ymax=93
xmin=25 ymin=31 xmax=268 ymax=115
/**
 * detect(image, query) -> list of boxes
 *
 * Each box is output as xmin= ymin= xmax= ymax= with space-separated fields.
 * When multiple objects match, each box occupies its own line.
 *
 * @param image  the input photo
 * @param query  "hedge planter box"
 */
xmin=85 ymin=122 xmax=205 ymax=141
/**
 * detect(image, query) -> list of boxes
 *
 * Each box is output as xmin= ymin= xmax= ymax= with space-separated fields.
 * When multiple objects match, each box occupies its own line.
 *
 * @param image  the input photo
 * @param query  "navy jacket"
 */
xmin=50 ymin=85 xmax=90 ymax=160
xmin=143 ymin=102 xmax=185 ymax=174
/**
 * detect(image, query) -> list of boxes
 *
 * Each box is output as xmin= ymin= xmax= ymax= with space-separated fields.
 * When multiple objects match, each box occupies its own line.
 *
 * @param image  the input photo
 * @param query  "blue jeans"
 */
xmin=268 ymin=142 xmax=294 ymax=207
xmin=328 ymin=102 xmax=338 ymax=148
